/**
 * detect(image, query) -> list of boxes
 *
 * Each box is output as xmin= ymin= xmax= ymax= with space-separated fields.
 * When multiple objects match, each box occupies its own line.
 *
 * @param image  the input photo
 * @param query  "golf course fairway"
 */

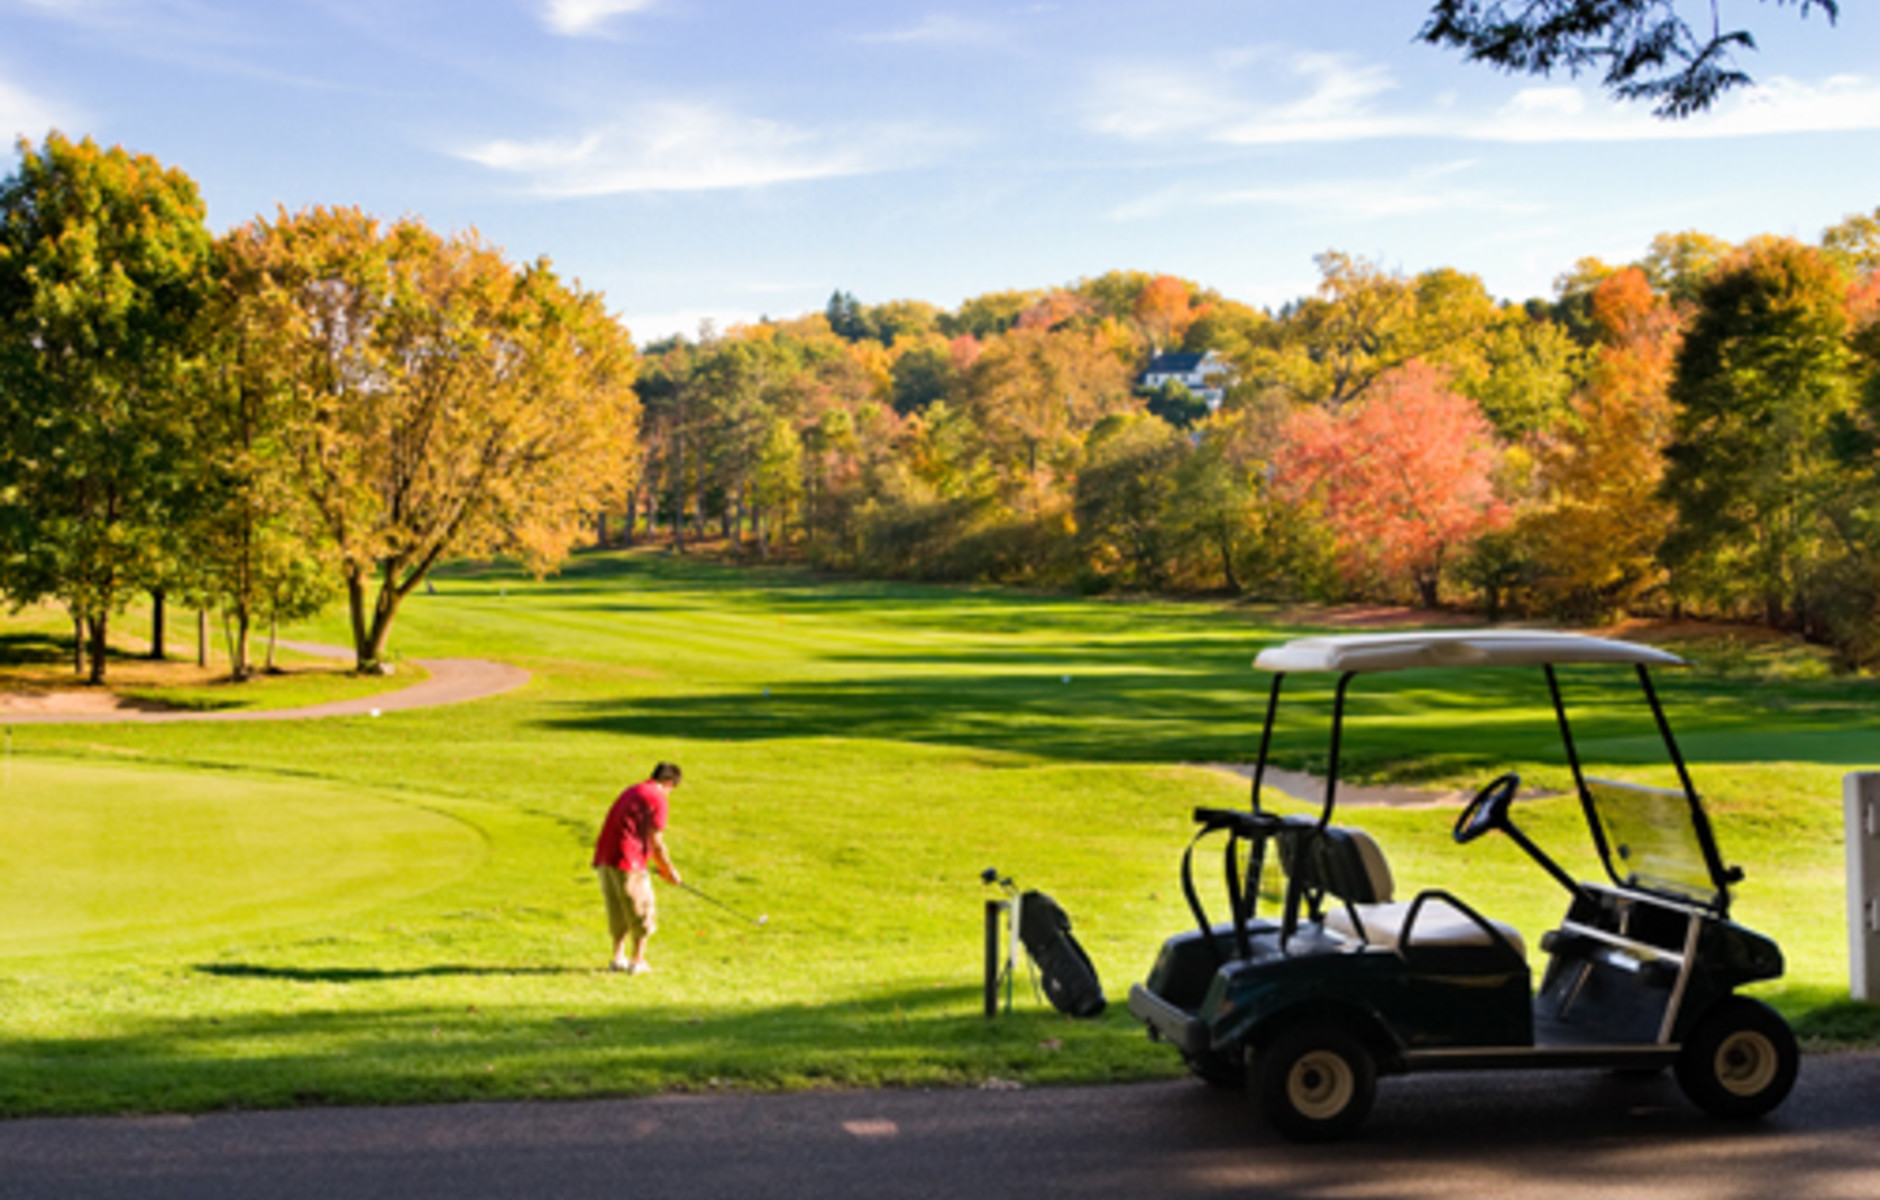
xmin=0 ymin=550 xmax=1871 ymax=1116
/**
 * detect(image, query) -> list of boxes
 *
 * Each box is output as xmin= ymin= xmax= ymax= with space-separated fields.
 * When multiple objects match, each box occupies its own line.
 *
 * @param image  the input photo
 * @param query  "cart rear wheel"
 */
xmin=1675 ymin=997 xmax=1798 ymax=1119
xmin=1254 ymin=1022 xmax=1376 ymax=1142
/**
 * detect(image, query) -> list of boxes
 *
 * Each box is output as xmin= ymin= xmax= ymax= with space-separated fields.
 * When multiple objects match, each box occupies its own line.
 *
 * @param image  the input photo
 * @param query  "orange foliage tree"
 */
xmin=1273 ymin=362 xmax=1508 ymax=607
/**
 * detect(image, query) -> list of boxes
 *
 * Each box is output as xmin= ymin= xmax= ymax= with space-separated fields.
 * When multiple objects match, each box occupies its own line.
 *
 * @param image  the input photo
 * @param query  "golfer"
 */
xmin=593 ymin=762 xmax=682 ymax=974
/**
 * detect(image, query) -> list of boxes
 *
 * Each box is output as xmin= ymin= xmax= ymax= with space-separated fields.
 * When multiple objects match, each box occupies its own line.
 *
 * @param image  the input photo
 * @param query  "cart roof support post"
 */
xmin=1849 ymin=773 xmax=1880 ymax=1002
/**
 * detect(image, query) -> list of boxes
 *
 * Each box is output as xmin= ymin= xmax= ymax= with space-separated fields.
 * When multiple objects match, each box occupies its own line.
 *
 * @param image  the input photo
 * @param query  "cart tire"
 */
xmin=1674 ymin=997 xmax=1798 ymax=1120
xmin=1184 ymin=1049 xmax=1244 ymax=1090
xmin=1254 ymin=1022 xmax=1377 ymax=1142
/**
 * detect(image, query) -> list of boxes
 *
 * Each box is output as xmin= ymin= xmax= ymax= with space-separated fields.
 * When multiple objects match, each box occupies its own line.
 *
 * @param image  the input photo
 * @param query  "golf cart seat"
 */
xmin=1305 ymin=826 xmax=1528 ymax=961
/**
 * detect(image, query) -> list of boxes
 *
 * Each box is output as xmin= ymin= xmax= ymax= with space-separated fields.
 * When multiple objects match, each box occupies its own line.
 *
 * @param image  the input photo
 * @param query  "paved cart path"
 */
xmin=3 ymin=1054 xmax=1878 ymax=1200
xmin=0 ymin=641 xmax=529 ymax=724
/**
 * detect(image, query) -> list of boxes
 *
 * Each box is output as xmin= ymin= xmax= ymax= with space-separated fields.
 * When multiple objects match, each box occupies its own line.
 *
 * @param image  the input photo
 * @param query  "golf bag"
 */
xmin=1018 ymin=890 xmax=1107 ymax=1018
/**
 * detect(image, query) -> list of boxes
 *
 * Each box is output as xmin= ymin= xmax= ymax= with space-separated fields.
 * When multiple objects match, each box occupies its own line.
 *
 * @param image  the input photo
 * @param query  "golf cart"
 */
xmin=1127 ymin=630 xmax=1796 ymax=1141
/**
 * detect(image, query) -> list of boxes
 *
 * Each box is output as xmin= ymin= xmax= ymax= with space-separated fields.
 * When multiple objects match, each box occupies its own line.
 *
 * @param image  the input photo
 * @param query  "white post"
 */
xmin=1848 ymin=773 xmax=1880 ymax=1002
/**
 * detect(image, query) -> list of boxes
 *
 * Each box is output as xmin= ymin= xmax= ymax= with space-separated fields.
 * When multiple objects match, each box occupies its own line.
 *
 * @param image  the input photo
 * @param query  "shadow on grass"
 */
xmin=196 ymin=963 xmax=587 ymax=983
xmin=535 ymin=655 xmax=1862 ymax=772
xmin=0 ymin=982 xmax=1150 ymax=1117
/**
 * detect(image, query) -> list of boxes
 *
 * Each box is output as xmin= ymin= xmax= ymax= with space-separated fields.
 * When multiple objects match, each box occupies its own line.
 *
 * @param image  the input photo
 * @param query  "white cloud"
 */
xmin=851 ymin=13 xmax=1006 ymax=48
xmin=541 ymin=0 xmax=656 ymax=37
xmin=0 ymin=72 xmax=74 ymax=142
xmin=461 ymin=101 xmax=952 ymax=195
xmin=1088 ymin=48 xmax=1880 ymax=147
xmin=1111 ymin=161 xmax=1536 ymax=223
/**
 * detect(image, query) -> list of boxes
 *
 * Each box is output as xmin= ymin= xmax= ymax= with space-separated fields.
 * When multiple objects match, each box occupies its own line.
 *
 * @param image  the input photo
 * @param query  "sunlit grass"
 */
xmin=0 ymin=548 xmax=1873 ymax=1116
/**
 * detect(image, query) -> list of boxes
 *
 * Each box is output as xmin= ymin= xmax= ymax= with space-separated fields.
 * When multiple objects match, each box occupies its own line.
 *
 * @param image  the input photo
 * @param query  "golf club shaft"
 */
xmin=677 ymin=880 xmax=764 ymax=926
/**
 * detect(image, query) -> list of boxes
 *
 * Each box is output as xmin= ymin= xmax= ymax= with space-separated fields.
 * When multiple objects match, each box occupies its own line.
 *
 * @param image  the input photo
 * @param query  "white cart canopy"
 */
xmin=1253 ymin=630 xmax=1686 ymax=674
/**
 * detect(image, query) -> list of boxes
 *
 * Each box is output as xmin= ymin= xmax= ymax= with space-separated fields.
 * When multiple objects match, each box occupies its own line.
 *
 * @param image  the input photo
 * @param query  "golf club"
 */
xmin=677 ymin=880 xmax=769 ymax=927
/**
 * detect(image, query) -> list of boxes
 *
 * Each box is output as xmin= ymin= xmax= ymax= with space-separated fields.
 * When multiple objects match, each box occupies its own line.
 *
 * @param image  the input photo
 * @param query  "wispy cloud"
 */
xmin=461 ymin=101 xmax=955 ymax=195
xmin=1088 ymin=49 xmax=1880 ymax=146
xmin=850 ymin=12 xmax=1007 ymax=48
xmin=1110 ymin=161 xmax=1534 ymax=223
xmin=0 ymin=71 xmax=76 ymax=142
xmin=540 ymin=0 xmax=656 ymax=37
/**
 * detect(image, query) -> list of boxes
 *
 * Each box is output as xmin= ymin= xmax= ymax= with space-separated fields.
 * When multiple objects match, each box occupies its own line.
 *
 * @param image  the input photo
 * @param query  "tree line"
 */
xmin=4 ymin=131 xmax=1876 ymax=678
xmin=0 ymin=134 xmax=639 ymax=681
xmin=627 ymin=225 xmax=1880 ymax=668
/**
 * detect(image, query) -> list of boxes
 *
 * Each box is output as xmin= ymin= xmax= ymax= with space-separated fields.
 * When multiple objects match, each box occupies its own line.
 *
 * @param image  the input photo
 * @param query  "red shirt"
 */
xmin=592 ymin=781 xmax=669 ymax=871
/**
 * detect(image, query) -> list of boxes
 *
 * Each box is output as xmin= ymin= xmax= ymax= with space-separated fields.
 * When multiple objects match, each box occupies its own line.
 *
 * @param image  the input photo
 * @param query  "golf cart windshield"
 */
xmin=1585 ymin=778 xmax=1725 ymax=909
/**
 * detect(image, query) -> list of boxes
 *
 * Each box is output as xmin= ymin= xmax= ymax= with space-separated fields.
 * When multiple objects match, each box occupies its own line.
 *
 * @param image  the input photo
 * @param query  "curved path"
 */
xmin=0 ymin=641 xmax=529 ymax=725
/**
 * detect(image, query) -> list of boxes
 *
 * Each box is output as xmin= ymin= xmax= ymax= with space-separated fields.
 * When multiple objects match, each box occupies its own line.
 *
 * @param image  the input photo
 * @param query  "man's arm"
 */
xmin=648 ymin=831 xmax=680 ymax=886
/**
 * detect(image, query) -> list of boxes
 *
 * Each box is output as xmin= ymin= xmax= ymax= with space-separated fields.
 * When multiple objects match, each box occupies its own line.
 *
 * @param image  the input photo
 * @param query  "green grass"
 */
xmin=0 ymin=549 xmax=1875 ymax=1116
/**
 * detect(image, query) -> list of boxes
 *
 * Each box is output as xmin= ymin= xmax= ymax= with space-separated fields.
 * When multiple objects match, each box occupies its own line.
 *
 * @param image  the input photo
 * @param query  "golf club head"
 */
xmin=981 ymin=867 xmax=999 ymax=884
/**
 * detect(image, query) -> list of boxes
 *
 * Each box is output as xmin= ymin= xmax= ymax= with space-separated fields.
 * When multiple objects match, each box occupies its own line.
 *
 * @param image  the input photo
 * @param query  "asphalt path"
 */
xmin=4 ymin=1054 xmax=1878 ymax=1200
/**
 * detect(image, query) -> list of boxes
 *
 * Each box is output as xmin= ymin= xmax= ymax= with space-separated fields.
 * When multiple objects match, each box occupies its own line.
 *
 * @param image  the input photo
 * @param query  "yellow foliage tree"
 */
xmin=228 ymin=207 xmax=639 ymax=670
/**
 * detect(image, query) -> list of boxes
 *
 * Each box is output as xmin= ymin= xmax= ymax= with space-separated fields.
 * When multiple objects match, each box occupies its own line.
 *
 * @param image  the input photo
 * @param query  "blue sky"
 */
xmin=4 ymin=1 xmax=1876 ymax=342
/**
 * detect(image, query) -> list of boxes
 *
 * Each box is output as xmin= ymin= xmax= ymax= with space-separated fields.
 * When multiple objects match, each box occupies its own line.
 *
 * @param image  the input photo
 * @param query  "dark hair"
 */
xmin=651 ymin=762 xmax=682 ymax=785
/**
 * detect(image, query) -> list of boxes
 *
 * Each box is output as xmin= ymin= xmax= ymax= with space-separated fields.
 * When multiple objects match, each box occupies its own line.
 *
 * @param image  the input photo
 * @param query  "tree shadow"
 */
xmin=195 ymin=963 xmax=587 ymax=983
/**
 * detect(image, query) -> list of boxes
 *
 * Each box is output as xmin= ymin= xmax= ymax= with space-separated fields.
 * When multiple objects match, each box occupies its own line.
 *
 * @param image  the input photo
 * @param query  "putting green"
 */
xmin=0 ymin=759 xmax=483 ymax=959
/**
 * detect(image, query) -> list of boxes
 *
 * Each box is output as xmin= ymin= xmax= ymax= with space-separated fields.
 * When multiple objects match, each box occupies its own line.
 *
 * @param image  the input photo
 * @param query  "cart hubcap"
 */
xmin=1715 ymin=1031 xmax=1779 ymax=1097
xmin=1287 ymin=1051 xmax=1355 ymax=1119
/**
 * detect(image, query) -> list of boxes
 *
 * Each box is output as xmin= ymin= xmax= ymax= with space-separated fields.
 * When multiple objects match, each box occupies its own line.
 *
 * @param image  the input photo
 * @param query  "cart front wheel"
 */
xmin=1675 ymin=997 xmax=1798 ymax=1119
xmin=1254 ymin=1022 xmax=1377 ymax=1142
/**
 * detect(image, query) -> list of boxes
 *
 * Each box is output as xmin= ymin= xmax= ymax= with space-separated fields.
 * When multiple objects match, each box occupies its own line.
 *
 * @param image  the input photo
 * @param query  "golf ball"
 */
xmin=758 ymin=915 xmax=769 ymax=925
xmin=1061 ymin=675 xmax=1071 ymax=683
xmin=369 ymin=708 xmax=381 ymax=717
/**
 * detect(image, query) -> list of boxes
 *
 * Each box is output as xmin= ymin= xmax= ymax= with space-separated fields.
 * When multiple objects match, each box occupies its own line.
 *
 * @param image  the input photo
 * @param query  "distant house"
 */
xmin=1138 ymin=350 xmax=1232 ymax=410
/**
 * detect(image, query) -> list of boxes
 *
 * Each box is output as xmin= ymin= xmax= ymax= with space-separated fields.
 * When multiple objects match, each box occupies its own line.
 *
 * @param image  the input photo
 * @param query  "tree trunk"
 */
xmin=596 ymin=511 xmax=609 ymax=547
xmin=197 ymin=609 xmax=210 ymax=668
xmin=624 ymin=486 xmax=639 ymax=547
xmin=85 ymin=612 xmax=108 ymax=685
xmin=673 ymin=428 xmax=687 ymax=554
xmin=73 ymin=612 xmax=84 ymax=675
xmin=223 ymin=607 xmax=252 ymax=680
xmin=1215 ymin=522 xmax=1240 ymax=593
xmin=150 ymin=588 xmax=166 ymax=660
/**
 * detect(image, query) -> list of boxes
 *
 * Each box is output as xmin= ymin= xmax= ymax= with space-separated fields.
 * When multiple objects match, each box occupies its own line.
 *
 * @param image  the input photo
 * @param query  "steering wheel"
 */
xmin=1453 ymin=773 xmax=1522 ymax=844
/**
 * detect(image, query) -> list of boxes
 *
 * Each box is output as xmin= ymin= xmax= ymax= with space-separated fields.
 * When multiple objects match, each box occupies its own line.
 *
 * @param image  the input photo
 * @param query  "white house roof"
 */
xmin=1253 ymin=630 xmax=1686 ymax=674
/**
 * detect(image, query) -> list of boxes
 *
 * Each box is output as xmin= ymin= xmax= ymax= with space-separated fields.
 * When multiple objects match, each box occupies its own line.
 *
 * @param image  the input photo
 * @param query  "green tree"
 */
xmin=1420 ymin=1 xmax=1840 ymax=117
xmin=0 ymin=133 xmax=213 ymax=683
xmin=1661 ymin=237 xmax=1855 ymax=629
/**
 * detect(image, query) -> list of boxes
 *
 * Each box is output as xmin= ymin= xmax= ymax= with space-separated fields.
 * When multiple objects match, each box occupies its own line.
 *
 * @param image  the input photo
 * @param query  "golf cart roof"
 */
xmin=1254 ymin=630 xmax=1686 ymax=675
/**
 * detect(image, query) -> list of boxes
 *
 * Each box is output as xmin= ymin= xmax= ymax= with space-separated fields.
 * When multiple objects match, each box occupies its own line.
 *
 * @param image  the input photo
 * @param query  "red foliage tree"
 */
xmin=1273 ymin=362 xmax=1508 ymax=607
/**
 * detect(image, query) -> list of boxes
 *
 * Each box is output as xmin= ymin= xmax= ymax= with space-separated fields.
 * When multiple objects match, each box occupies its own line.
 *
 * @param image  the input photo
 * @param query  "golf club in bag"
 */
xmin=981 ymin=868 xmax=1106 ymax=1019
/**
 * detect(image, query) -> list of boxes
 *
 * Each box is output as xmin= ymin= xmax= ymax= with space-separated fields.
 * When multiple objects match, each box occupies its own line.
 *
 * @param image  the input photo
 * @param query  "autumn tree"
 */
xmin=1075 ymin=414 xmax=1186 ymax=591
xmin=960 ymin=323 xmax=1136 ymax=512
xmin=1521 ymin=267 xmax=1681 ymax=619
xmin=0 ymin=133 xmax=214 ymax=683
xmin=1272 ymin=363 xmax=1509 ymax=607
xmin=239 ymin=207 xmax=640 ymax=672
xmin=1661 ymin=237 xmax=1854 ymax=629
xmin=196 ymin=225 xmax=339 ymax=678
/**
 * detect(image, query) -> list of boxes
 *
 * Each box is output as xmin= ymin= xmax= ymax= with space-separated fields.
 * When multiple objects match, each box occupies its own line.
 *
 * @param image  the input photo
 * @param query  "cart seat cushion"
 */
xmin=1284 ymin=825 xmax=1395 ymax=905
xmin=1324 ymin=897 xmax=1527 ymax=960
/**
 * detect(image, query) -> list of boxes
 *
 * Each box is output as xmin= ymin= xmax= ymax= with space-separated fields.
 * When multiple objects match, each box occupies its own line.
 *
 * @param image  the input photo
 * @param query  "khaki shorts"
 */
xmin=597 ymin=865 xmax=657 ymax=944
